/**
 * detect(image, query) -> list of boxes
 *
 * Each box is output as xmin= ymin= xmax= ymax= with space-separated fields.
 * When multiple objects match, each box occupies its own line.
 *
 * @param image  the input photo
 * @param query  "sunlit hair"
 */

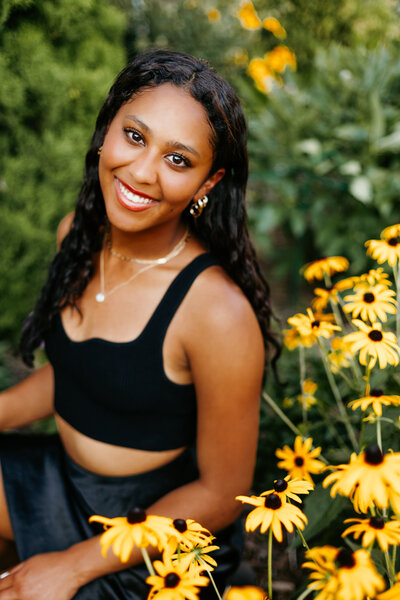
xmin=20 ymin=49 xmax=280 ymax=367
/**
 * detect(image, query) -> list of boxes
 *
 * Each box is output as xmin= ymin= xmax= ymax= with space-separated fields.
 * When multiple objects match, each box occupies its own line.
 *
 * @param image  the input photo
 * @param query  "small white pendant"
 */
xmin=96 ymin=293 xmax=105 ymax=303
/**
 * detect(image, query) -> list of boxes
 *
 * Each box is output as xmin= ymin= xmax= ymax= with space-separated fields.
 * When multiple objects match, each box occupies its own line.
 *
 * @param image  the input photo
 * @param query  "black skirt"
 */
xmin=0 ymin=433 xmax=242 ymax=599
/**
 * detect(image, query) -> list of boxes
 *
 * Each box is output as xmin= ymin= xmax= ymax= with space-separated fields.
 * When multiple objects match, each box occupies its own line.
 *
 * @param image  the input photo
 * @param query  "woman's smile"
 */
xmin=115 ymin=177 xmax=159 ymax=212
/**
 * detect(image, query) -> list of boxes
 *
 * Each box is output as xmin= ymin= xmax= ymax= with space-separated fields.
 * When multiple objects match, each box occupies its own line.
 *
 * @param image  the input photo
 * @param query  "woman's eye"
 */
xmin=124 ymin=128 xmax=143 ymax=144
xmin=167 ymin=154 xmax=190 ymax=168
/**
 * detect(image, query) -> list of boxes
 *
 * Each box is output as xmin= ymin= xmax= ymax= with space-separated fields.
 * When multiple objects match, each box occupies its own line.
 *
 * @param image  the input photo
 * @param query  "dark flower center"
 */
xmin=274 ymin=479 xmax=288 ymax=492
xmin=368 ymin=330 xmax=383 ymax=342
xmin=264 ymin=493 xmax=282 ymax=510
xmin=336 ymin=548 xmax=355 ymax=569
xmin=387 ymin=237 xmax=398 ymax=247
xmin=311 ymin=320 xmax=320 ymax=328
xmin=173 ymin=519 xmax=187 ymax=533
xmin=363 ymin=292 xmax=375 ymax=304
xmin=370 ymin=388 xmax=383 ymax=397
xmin=165 ymin=573 xmax=180 ymax=588
xmin=295 ymin=456 xmax=304 ymax=466
xmin=127 ymin=507 xmax=146 ymax=524
xmin=364 ymin=444 xmax=384 ymax=465
xmin=370 ymin=516 xmax=385 ymax=529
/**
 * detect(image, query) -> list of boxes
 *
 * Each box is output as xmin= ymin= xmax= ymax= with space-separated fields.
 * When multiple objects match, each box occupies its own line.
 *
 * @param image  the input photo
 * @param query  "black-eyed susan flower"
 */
xmin=366 ymin=237 xmax=400 ymax=267
xmin=147 ymin=550 xmax=209 ymax=600
xmin=334 ymin=276 xmax=361 ymax=292
xmin=303 ymin=546 xmax=385 ymax=600
xmin=301 ymin=256 xmax=349 ymax=283
xmin=236 ymin=1 xmax=261 ymax=30
xmin=89 ymin=508 xmax=174 ymax=561
xmin=328 ymin=337 xmax=352 ymax=373
xmin=173 ymin=544 xmax=220 ymax=571
xmin=206 ymin=8 xmax=221 ymax=22
xmin=312 ymin=286 xmax=340 ymax=312
xmin=247 ymin=58 xmax=280 ymax=94
xmin=323 ymin=445 xmax=400 ymax=513
xmin=262 ymin=16 xmax=286 ymax=38
xmin=287 ymin=308 xmax=341 ymax=344
xmin=283 ymin=326 xmax=307 ymax=349
xmin=356 ymin=268 xmax=391 ymax=288
xmin=236 ymin=492 xmax=307 ymax=542
xmin=262 ymin=475 xmax=314 ymax=503
xmin=342 ymin=516 xmax=400 ymax=551
xmin=275 ymin=436 xmax=325 ymax=483
xmin=343 ymin=320 xmax=400 ymax=369
xmin=168 ymin=519 xmax=214 ymax=552
xmin=343 ymin=284 xmax=396 ymax=322
xmin=264 ymin=46 xmax=296 ymax=73
xmin=225 ymin=585 xmax=267 ymax=600
xmin=381 ymin=224 xmax=400 ymax=240
xmin=348 ymin=389 xmax=400 ymax=416
xmin=298 ymin=379 xmax=318 ymax=409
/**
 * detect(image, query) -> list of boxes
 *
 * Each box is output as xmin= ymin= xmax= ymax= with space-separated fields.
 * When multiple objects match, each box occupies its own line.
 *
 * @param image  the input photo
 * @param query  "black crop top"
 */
xmin=45 ymin=254 xmax=218 ymax=451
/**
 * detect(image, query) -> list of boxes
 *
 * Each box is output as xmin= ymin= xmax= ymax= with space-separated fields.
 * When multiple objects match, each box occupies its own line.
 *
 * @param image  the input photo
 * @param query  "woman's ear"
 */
xmin=195 ymin=168 xmax=225 ymax=200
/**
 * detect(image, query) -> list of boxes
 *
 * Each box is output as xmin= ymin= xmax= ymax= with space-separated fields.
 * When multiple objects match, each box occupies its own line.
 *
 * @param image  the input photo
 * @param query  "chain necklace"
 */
xmin=106 ymin=227 xmax=191 ymax=265
xmin=95 ymin=228 xmax=190 ymax=303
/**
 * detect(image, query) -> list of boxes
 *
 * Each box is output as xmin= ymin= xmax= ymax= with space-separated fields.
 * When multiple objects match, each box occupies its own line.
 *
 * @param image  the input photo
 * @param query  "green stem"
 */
xmin=316 ymin=404 xmax=348 ymax=453
xmin=393 ymin=264 xmax=400 ymax=345
xmin=385 ymin=549 xmax=396 ymax=586
xmin=317 ymin=339 xmax=358 ymax=451
xmin=296 ymin=526 xmax=309 ymax=551
xmin=377 ymin=416 xmax=382 ymax=451
xmin=268 ymin=527 xmax=273 ymax=600
xmin=140 ymin=547 xmax=155 ymax=576
xmin=392 ymin=545 xmax=397 ymax=573
xmin=299 ymin=345 xmax=307 ymax=425
xmin=199 ymin=559 xmax=223 ymax=600
xmin=262 ymin=391 xmax=304 ymax=438
xmin=329 ymin=297 xmax=344 ymax=329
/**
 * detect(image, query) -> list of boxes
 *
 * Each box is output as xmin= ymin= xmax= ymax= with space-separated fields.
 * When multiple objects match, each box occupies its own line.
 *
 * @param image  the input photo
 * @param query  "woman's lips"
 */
xmin=114 ymin=178 xmax=159 ymax=212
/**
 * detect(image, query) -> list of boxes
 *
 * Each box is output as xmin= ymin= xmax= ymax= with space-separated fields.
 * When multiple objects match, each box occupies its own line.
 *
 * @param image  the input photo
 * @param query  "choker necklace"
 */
xmin=96 ymin=228 xmax=190 ymax=303
xmin=106 ymin=227 xmax=191 ymax=265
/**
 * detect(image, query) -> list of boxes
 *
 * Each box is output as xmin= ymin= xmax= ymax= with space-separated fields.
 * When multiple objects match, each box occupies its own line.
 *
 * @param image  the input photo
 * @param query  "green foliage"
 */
xmin=0 ymin=0 xmax=127 ymax=341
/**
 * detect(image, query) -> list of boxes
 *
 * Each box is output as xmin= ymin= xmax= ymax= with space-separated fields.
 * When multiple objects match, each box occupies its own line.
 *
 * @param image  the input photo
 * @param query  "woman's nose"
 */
xmin=128 ymin=148 xmax=158 ymax=185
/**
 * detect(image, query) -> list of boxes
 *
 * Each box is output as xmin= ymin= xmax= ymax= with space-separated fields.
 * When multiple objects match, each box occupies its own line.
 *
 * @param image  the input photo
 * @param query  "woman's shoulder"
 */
xmin=56 ymin=212 xmax=74 ymax=249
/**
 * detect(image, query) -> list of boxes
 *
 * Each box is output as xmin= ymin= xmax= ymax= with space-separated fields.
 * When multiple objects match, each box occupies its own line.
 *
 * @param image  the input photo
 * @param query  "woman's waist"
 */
xmin=56 ymin=414 xmax=188 ymax=477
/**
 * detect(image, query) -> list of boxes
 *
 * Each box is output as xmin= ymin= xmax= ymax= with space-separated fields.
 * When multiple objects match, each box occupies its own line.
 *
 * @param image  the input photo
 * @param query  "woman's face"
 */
xmin=98 ymin=83 xmax=224 ymax=234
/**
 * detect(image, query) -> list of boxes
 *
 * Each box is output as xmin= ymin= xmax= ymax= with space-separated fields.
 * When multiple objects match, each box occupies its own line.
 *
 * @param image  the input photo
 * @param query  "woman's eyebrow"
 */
xmin=125 ymin=114 xmax=200 ymax=158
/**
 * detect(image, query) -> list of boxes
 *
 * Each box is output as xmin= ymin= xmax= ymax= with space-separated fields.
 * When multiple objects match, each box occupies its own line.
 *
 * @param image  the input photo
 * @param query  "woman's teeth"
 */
xmin=118 ymin=180 xmax=154 ymax=204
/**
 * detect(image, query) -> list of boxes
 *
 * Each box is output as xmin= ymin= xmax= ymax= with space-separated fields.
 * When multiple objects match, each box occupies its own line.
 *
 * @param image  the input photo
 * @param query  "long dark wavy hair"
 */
xmin=20 ymin=49 xmax=280 ymax=368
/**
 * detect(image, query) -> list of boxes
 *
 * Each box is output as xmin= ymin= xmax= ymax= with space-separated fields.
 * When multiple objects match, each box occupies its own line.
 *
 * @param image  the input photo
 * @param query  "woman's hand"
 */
xmin=0 ymin=552 xmax=80 ymax=600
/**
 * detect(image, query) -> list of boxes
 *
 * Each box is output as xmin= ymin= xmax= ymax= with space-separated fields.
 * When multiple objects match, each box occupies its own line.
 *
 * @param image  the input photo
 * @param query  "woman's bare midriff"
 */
xmin=56 ymin=415 xmax=187 ymax=476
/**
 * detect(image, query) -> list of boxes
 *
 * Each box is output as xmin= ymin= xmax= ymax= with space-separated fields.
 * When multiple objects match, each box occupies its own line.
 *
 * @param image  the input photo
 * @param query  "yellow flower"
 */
xmin=247 ymin=58 xmax=280 ymax=94
xmin=343 ymin=283 xmax=396 ymax=322
xmin=312 ymin=286 xmax=339 ymax=312
xmin=301 ymin=256 xmax=349 ymax=282
xmin=298 ymin=379 xmax=319 ymax=409
xmin=236 ymin=492 xmax=307 ymax=542
xmin=283 ymin=326 xmax=305 ymax=349
xmin=236 ymin=1 xmax=261 ymax=30
xmin=287 ymin=308 xmax=341 ymax=343
xmin=323 ymin=445 xmax=400 ymax=513
xmin=381 ymin=223 xmax=400 ymax=240
xmin=298 ymin=393 xmax=317 ymax=409
xmin=264 ymin=46 xmax=296 ymax=73
xmin=334 ymin=276 xmax=361 ymax=291
xmin=206 ymin=8 xmax=220 ymax=21
xmin=147 ymin=550 xmax=209 ymax=600
xmin=303 ymin=546 xmax=385 ymax=600
xmin=303 ymin=378 xmax=317 ymax=395
xmin=328 ymin=337 xmax=352 ymax=373
xmin=348 ymin=389 xmax=400 ymax=416
xmin=343 ymin=319 xmax=400 ymax=369
xmin=168 ymin=519 xmax=214 ymax=552
xmin=356 ymin=267 xmax=391 ymax=288
xmin=276 ymin=436 xmax=325 ymax=483
xmin=366 ymin=237 xmax=400 ymax=267
xmin=262 ymin=16 xmax=286 ymax=38
xmin=225 ymin=586 xmax=267 ymax=600
xmin=262 ymin=475 xmax=314 ymax=503
xmin=173 ymin=544 xmax=220 ymax=571
xmin=342 ymin=516 xmax=400 ymax=552
xmin=89 ymin=508 xmax=174 ymax=562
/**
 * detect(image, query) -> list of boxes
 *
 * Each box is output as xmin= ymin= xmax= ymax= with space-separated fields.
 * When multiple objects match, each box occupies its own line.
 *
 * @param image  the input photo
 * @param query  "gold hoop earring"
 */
xmin=97 ymin=145 xmax=103 ymax=155
xmin=189 ymin=195 xmax=208 ymax=218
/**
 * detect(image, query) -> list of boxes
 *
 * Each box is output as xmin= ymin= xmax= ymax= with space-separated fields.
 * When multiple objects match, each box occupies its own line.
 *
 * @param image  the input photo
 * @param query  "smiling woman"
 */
xmin=0 ymin=50 xmax=279 ymax=600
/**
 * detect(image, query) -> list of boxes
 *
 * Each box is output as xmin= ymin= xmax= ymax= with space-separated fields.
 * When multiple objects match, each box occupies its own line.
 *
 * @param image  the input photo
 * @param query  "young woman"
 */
xmin=0 ymin=50 xmax=277 ymax=599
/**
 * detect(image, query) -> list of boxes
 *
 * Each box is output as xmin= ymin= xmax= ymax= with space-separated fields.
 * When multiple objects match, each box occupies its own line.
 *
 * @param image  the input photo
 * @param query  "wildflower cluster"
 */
xmin=267 ymin=224 xmax=400 ymax=599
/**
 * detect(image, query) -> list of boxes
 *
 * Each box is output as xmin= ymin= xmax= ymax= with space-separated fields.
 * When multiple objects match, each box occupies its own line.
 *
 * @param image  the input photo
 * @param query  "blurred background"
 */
xmin=1 ymin=0 xmax=400 ymax=595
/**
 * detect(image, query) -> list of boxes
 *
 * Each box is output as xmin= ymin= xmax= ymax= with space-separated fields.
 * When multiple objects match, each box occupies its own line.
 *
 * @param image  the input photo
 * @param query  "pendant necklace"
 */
xmin=95 ymin=227 xmax=191 ymax=303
